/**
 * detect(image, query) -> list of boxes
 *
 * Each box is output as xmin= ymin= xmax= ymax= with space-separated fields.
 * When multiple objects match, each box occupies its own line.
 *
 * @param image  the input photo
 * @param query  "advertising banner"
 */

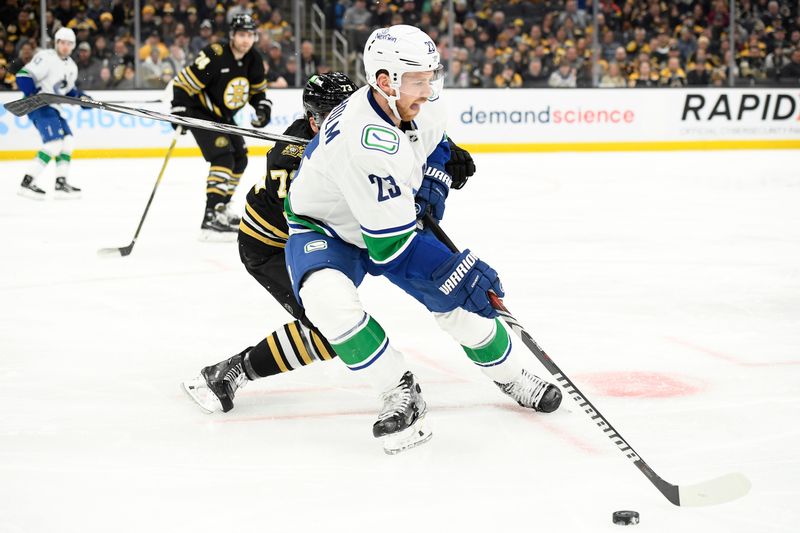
xmin=2 ymin=88 xmax=798 ymax=159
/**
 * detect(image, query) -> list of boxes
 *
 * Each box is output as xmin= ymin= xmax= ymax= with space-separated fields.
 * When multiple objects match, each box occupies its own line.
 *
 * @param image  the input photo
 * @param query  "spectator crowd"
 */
xmin=1 ymin=0 xmax=799 ymax=92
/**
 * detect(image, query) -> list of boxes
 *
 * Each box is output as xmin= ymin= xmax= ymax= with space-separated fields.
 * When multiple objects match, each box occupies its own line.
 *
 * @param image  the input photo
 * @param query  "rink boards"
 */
xmin=1 ymin=87 xmax=799 ymax=159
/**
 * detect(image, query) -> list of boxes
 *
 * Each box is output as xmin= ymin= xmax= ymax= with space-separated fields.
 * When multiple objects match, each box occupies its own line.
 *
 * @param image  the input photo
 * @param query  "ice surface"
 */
xmin=1 ymin=150 xmax=799 ymax=532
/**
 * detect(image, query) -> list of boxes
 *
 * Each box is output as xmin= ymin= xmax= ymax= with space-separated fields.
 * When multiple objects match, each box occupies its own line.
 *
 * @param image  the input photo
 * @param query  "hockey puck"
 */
xmin=612 ymin=510 xmax=640 ymax=526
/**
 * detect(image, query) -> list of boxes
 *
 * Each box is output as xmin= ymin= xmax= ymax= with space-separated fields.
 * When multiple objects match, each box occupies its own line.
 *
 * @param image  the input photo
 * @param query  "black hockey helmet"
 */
xmin=303 ymin=72 xmax=358 ymax=124
xmin=230 ymin=13 xmax=257 ymax=34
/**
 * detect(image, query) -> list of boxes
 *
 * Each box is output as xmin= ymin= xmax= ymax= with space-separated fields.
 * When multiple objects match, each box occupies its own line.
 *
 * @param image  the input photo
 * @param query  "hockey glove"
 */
xmin=251 ymin=99 xmax=273 ymax=128
xmin=414 ymin=166 xmax=452 ymax=222
xmin=445 ymin=137 xmax=476 ymax=190
xmin=169 ymin=105 xmax=188 ymax=134
xmin=432 ymin=249 xmax=504 ymax=319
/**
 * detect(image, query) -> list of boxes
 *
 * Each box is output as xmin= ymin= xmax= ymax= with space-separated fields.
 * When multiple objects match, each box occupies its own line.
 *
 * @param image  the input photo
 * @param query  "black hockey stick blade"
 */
xmin=4 ymin=94 xmax=49 ymax=116
xmin=3 ymin=94 xmax=310 ymax=145
xmin=422 ymin=213 xmax=751 ymax=507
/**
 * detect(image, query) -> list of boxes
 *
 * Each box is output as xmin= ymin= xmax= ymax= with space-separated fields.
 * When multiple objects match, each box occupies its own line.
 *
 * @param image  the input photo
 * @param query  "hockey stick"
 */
xmin=4 ymin=94 xmax=309 ymax=145
xmin=97 ymin=127 xmax=182 ymax=258
xmin=422 ymin=213 xmax=751 ymax=507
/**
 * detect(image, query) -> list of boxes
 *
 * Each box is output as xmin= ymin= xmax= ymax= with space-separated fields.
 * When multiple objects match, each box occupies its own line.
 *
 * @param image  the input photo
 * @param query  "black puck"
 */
xmin=612 ymin=510 xmax=640 ymax=526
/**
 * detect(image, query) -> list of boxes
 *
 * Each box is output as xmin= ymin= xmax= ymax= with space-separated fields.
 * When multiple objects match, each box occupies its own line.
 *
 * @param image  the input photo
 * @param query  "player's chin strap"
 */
xmin=371 ymin=83 xmax=402 ymax=123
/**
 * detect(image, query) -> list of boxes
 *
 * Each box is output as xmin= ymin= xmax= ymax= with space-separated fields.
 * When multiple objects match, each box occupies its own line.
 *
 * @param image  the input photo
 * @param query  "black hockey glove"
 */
xmin=251 ymin=99 xmax=273 ymax=128
xmin=444 ymin=137 xmax=476 ymax=190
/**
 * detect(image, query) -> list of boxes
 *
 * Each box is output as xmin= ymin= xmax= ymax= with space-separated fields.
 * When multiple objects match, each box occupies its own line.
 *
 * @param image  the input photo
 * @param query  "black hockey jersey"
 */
xmin=172 ymin=42 xmax=267 ymax=122
xmin=239 ymin=118 xmax=314 ymax=250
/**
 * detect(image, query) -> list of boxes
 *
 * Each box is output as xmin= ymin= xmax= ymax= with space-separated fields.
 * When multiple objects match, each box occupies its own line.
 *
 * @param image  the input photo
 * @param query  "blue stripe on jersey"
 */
xmin=367 ymin=90 xmax=395 ymax=126
xmin=360 ymin=220 xmax=416 ymax=237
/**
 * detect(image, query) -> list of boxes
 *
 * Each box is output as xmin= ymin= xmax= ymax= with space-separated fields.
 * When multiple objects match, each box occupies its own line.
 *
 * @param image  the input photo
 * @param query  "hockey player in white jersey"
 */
xmin=16 ymin=27 xmax=86 ymax=199
xmin=284 ymin=25 xmax=562 ymax=454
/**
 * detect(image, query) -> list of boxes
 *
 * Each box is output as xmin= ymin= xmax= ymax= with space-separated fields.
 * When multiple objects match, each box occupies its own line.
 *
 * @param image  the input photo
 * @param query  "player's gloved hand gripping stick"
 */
xmin=422 ymin=213 xmax=751 ymax=508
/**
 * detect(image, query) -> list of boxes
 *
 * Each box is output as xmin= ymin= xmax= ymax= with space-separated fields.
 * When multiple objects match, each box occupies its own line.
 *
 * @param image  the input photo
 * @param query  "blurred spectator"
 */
xmin=660 ymin=56 xmax=688 ymax=87
xmin=45 ymin=10 xmax=65 ymax=42
xmin=523 ymin=58 xmax=549 ymax=88
xmin=8 ymin=41 xmax=35 ymax=74
xmin=110 ymin=38 xmax=134 ymax=78
xmin=213 ymin=3 xmax=229 ymax=34
xmin=263 ymin=9 xmax=288 ymax=44
xmin=263 ymin=59 xmax=288 ymax=88
xmin=494 ymin=63 xmax=523 ymax=88
xmin=778 ymin=48 xmax=800 ymax=83
xmin=267 ymin=42 xmax=287 ymax=79
xmin=75 ymin=41 xmax=102 ymax=88
xmin=252 ymin=0 xmax=272 ymax=26
xmin=227 ymin=0 xmax=253 ymax=24
xmin=140 ymin=33 xmax=169 ymax=61
xmin=285 ymin=55 xmax=299 ymax=86
xmin=300 ymin=40 xmax=320 ymax=79
xmin=8 ymin=8 xmax=38 ymax=45
xmin=400 ymin=1 xmax=419 ymax=27
xmin=165 ymin=43 xmax=187 ymax=75
xmin=765 ymin=46 xmax=790 ymax=79
xmin=687 ymin=56 xmax=711 ymax=86
xmin=343 ymin=0 xmax=371 ymax=54
xmin=600 ymin=62 xmax=627 ymax=87
xmin=96 ymin=12 xmax=117 ymax=42
xmin=548 ymin=62 xmax=576 ymax=88
xmin=141 ymin=46 xmax=173 ymax=88
xmin=67 ymin=5 xmax=97 ymax=33
xmin=93 ymin=35 xmax=111 ymax=63
xmin=116 ymin=63 xmax=137 ymax=89
xmin=558 ymin=0 xmax=587 ymax=31
xmin=446 ymin=59 xmax=470 ymax=88
xmin=0 ymin=57 xmax=16 ymax=90
xmin=191 ymin=20 xmax=214 ymax=56
xmin=184 ymin=7 xmax=201 ymax=36
xmin=140 ymin=5 xmax=159 ymax=41
xmin=629 ymin=59 xmax=659 ymax=87
xmin=161 ymin=4 xmax=180 ymax=45
xmin=53 ymin=0 xmax=76 ymax=27
xmin=93 ymin=65 xmax=115 ymax=89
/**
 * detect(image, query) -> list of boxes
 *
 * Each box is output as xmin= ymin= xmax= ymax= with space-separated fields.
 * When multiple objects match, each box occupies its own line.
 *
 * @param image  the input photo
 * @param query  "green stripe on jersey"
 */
xmin=284 ymin=195 xmax=328 ymax=235
xmin=462 ymin=319 xmax=510 ymax=364
xmin=362 ymin=231 xmax=414 ymax=264
xmin=331 ymin=315 xmax=386 ymax=366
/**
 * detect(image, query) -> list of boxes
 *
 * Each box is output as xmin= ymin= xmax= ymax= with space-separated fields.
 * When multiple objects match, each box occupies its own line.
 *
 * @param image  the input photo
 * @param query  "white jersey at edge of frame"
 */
xmin=17 ymin=49 xmax=79 ymax=114
xmin=286 ymin=84 xmax=448 ymax=253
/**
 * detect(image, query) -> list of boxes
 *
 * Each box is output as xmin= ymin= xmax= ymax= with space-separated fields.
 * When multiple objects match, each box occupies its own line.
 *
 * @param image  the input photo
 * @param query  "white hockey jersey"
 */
xmin=286 ymin=85 xmax=448 ymax=265
xmin=17 ymin=49 xmax=79 ymax=114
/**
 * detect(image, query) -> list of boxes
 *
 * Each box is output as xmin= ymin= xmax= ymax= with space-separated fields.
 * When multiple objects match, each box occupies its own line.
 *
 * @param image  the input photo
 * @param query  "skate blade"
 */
xmin=181 ymin=376 xmax=223 ymax=413
xmin=54 ymin=191 xmax=82 ymax=200
xmin=382 ymin=415 xmax=433 ymax=455
xmin=198 ymin=230 xmax=237 ymax=242
xmin=17 ymin=188 xmax=46 ymax=201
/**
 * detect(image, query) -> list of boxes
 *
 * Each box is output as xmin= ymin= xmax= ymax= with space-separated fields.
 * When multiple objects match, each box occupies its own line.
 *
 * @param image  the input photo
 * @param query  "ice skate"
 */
xmin=18 ymin=175 xmax=46 ymax=200
xmin=495 ymin=369 xmax=562 ymax=413
xmin=182 ymin=348 xmax=252 ymax=413
xmin=199 ymin=203 xmax=238 ymax=242
xmin=54 ymin=177 xmax=82 ymax=199
xmin=373 ymin=371 xmax=432 ymax=455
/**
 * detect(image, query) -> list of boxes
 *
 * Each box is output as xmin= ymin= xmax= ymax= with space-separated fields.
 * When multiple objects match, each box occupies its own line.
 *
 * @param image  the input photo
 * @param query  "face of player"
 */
xmin=394 ymin=68 xmax=443 ymax=121
xmin=56 ymin=39 xmax=75 ymax=58
xmin=230 ymin=30 xmax=256 ymax=56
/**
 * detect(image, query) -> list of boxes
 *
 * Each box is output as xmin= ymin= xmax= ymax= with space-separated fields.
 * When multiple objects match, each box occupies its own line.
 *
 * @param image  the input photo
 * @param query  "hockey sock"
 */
xmin=245 ymin=320 xmax=337 ymax=378
xmin=228 ymin=172 xmax=242 ymax=199
xmin=55 ymin=135 xmax=74 ymax=180
xmin=26 ymin=140 xmax=60 ymax=180
xmin=462 ymin=319 xmax=521 ymax=384
xmin=206 ymin=165 xmax=233 ymax=209
xmin=55 ymin=153 xmax=71 ymax=179
xmin=329 ymin=314 xmax=406 ymax=393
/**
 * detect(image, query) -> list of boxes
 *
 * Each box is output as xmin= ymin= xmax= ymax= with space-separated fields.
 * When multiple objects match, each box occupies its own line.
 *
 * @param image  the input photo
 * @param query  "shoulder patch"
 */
xmin=281 ymin=144 xmax=304 ymax=158
xmin=361 ymin=125 xmax=400 ymax=155
xmin=211 ymin=43 xmax=224 ymax=56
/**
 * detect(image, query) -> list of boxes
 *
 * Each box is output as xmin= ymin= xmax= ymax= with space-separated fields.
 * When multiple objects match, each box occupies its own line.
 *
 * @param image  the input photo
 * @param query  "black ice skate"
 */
xmin=199 ymin=203 xmax=238 ymax=242
xmin=54 ymin=177 xmax=82 ymax=199
xmin=182 ymin=348 xmax=253 ymax=413
xmin=495 ymin=369 xmax=562 ymax=413
xmin=18 ymin=175 xmax=46 ymax=200
xmin=373 ymin=371 xmax=432 ymax=455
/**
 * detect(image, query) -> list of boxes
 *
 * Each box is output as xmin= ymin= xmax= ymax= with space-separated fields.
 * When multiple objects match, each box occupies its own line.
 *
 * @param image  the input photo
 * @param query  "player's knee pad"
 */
xmin=299 ymin=269 xmax=366 ymax=341
xmin=434 ymin=308 xmax=498 ymax=348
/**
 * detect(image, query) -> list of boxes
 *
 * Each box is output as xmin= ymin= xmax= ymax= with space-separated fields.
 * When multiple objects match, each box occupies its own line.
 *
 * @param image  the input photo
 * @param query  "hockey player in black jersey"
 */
xmin=171 ymin=13 xmax=272 ymax=240
xmin=183 ymin=72 xmax=478 ymax=413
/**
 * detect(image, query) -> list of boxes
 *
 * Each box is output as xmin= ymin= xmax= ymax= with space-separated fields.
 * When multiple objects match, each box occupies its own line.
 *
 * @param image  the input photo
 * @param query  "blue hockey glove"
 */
xmin=432 ymin=249 xmax=504 ymax=319
xmin=414 ymin=166 xmax=451 ymax=222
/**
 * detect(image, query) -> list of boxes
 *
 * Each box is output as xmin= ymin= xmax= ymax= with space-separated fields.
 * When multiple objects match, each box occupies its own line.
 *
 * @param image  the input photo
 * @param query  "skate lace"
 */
xmin=504 ymin=369 xmax=548 ymax=408
xmin=223 ymin=361 xmax=248 ymax=392
xmin=377 ymin=381 xmax=412 ymax=422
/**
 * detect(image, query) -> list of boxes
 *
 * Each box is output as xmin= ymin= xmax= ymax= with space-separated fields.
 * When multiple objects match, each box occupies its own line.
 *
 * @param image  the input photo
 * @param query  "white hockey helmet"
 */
xmin=54 ymin=27 xmax=76 ymax=45
xmin=363 ymin=25 xmax=444 ymax=119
